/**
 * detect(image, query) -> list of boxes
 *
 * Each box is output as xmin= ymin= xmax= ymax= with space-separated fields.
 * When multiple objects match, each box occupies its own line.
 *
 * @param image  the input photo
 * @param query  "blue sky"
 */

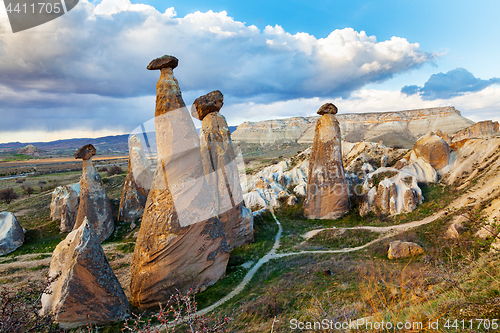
xmin=0 ymin=0 xmax=499 ymax=143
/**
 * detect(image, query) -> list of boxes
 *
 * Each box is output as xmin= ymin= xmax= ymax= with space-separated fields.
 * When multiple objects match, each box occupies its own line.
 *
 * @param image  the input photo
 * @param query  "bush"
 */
xmin=22 ymin=185 xmax=35 ymax=197
xmin=38 ymin=181 xmax=47 ymax=191
xmin=98 ymin=166 xmax=108 ymax=172
xmin=107 ymin=166 xmax=124 ymax=177
xmin=0 ymin=275 xmax=59 ymax=332
xmin=0 ymin=188 xmax=19 ymax=204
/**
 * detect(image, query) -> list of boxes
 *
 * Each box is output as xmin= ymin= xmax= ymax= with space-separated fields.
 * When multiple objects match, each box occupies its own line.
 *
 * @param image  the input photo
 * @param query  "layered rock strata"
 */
xmin=118 ymin=135 xmax=153 ymax=222
xmin=195 ymin=90 xmax=254 ymax=249
xmin=304 ymin=103 xmax=350 ymax=219
xmin=41 ymin=218 xmax=130 ymax=328
xmin=73 ymin=144 xmax=115 ymax=242
xmin=130 ymin=55 xmax=230 ymax=308
xmin=452 ymin=120 xmax=500 ymax=142
xmin=232 ymin=106 xmax=474 ymax=148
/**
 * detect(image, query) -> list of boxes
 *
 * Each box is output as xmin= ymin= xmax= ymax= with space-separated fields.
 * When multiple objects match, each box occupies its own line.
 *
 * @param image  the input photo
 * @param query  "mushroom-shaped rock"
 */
xmin=413 ymin=133 xmax=450 ymax=170
xmin=40 ymin=217 xmax=130 ymax=328
xmin=304 ymin=104 xmax=349 ymax=219
xmin=147 ymin=55 xmax=178 ymax=70
xmin=73 ymin=144 xmax=114 ymax=242
xmin=0 ymin=212 xmax=24 ymax=255
xmin=74 ymin=144 xmax=96 ymax=160
xmin=130 ymin=56 xmax=230 ymax=309
xmin=198 ymin=91 xmax=253 ymax=249
xmin=388 ymin=240 xmax=424 ymax=259
xmin=50 ymin=183 xmax=80 ymax=232
xmin=317 ymin=103 xmax=338 ymax=115
xmin=191 ymin=90 xmax=224 ymax=120
xmin=118 ymin=135 xmax=153 ymax=222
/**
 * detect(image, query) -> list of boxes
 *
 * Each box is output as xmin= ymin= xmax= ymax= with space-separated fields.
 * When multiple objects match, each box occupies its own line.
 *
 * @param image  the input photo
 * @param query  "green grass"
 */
xmin=116 ymin=242 xmax=135 ymax=253
xmin=195 ymin=210 xmax=278 ymax=309
xmin=306 ymin=228 xmax=379 ymax=250
xmin=28 ymin=264 xmax=49 ymax=271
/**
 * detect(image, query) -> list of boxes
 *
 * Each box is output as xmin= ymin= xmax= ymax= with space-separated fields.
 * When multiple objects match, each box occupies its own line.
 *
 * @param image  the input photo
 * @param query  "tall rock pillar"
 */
xmin=73 ymin=144 xmax=115 ymax=242
xmin=194 ymin=90 xmax=254 ymax=249
xmin=304 ymin=103 xmax=350 ymax=219
xmin=130 ymin=55 xmax=230 ymax=309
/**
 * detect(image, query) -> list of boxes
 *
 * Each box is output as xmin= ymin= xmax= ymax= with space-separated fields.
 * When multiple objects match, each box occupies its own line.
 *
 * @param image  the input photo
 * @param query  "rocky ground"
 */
xmin=1 ymin=136 xmax=500 ymax=332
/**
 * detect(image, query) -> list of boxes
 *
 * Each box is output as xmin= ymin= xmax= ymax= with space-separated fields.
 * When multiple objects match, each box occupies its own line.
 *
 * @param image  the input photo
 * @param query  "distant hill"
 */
xmin=0 ymin=126 xmax=239 ymax=155
xmin=231 ymin=106 xmax=475 ymax=148
xmin=16 ymin=144 xmax=45 ymax=156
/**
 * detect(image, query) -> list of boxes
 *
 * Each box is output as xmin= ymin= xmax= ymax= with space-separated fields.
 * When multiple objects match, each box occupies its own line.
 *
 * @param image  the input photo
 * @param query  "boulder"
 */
xmin=40 ymin=217 xmax=130 ymax=328
xmin=50 ymin=183 xmax=80 ymax=232
xmin=435 ymin=130 xmax=452 ymax=145
xmin=0 ymin=212 xmax=24 ymax=255
xmin=446 ymin=215 xmax=469 ymax=239
xmin=388 ymin=240 xmax=424 ymax=259
xmin=73 ymin=144 xmax=115 ymax=242
xmin=304 ymin=103 xmax=349 ymax=219
xmin=130 ymin=55 xmax=230 ymax=309
xmin=413 ymin=133 xmax=450 ymax=170
xmin=197 ymin=90 xmax=254 ymax=249
xmin=118 ymin=135 xmax=153 ymax=222
xmin=287 ymin=195 xmax=298 ymax=206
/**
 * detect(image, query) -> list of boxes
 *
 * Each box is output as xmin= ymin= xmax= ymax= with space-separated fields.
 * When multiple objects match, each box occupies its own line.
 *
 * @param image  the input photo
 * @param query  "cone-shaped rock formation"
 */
xmin=130 ymin=55 xmax=230 ymax=309
xmin=40 ymin=217 xmax=130 ymax=328
xmin=304 ymin=103 xmax=350 ymax=219
xmin=118 ymin=135 xmax=153 ymax=222
xmin=195 ymin=90 xmax=254 ymax=249
xmin=73 ymin=144 xmax=114 ymax=242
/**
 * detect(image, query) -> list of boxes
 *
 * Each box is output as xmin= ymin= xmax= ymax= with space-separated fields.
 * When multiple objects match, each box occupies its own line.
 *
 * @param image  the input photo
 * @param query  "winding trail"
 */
xmin=195 ymin=206 xmax=447 ymax=316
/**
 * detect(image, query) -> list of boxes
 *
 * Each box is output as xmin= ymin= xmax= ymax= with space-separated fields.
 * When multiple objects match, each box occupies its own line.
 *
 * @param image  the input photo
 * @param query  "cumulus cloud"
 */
xmin=401 ymin=68 xmax=500 ymax=100
xmin=0 ymin=0 xmax=433 ymax=135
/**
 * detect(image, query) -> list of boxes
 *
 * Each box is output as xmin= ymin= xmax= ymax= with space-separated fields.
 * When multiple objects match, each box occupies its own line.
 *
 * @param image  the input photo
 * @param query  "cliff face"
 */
xmin=452 ymin=120 xmax=500 ymax=142
xmin=232 ymin=106 xmax=474 ymax=148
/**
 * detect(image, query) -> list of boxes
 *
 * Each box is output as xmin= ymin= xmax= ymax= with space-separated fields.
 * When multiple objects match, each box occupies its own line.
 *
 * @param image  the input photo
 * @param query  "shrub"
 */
xmin=38 ymin=181 xmax=47 ymax=191
xmin=22 ymin=185 xmax=35 ymax=197
xmin=0 ymin=275 xmax=59 ymax=332
xmin=98 ymin=166 xmax=109 ymax=172
xmin=107 ymin=166 xmax=124 ymax=177
xmin=0 ymin=188 xmax=18 ymax=204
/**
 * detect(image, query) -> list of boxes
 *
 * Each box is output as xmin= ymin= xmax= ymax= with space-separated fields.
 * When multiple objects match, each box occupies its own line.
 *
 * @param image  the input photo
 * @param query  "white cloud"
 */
xmin=0 ymin=0 xmax=433 ymax=137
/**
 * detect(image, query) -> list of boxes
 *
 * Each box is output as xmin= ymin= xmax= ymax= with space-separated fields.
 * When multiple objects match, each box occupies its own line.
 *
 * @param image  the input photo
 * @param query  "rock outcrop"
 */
xmin=360 ymin=168 xmax=423 ymax=217
xmin=130 ymin=55 xmax=230 ymax=309
xmin=50 ymin=183 xmax=80 ymax=232
xmin=118 ymin=135 xmax=153 ymax=223
xmin=40 ymin=218 xmax=130 ymax=328
xmin=452 ymin=120 xmax=500 ymax=142
xmin=232 ymin=106 xmax=474 ymax=148
xmin=73 ymin=144 xmax=115 ymax=242
xmin=304 ymin=103 xmax=349 ymax=219
xmin=196 ymin=90 xmax=254 ymax=249
xmin=0 ymin=212 xmax=24 ymax=255
xmin=413 ymin=133 xmax=450 ymax=170
xmin=388 ymin=240 xmax=424 ymax=259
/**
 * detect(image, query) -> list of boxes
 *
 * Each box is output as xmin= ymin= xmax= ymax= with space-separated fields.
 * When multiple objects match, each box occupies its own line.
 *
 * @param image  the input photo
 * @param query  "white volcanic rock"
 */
xmin=40 ymin=218 xmax=130 ymax=328
xmin=0 ymin=212 xmax=24 ymax=255
xmin=118 ymin=135 xmax=153 ymax=222
xmin=73 ymin=145 xmax=115 ymax=242
xmin=360 ymin=167 xmax=423 ymax=217
xmin=233 ymin=106 xmax=474 ymax=148
xmin=287 ymin=195 xmax=298 ymax=206
xmin=50 ymin=183 xmax=80 ymax=232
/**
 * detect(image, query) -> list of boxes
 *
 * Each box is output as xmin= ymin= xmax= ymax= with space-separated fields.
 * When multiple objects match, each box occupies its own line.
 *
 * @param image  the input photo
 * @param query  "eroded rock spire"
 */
xmin=303 ymin=103 xmax=350 ymax=219
xmin=130 ymin=55 xmax=229 ymax=308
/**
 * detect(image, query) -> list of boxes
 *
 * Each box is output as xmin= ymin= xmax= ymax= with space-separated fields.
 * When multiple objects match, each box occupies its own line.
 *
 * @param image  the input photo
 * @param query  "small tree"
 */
xmin=38 ymin=181 xmax=47 ymax=191
xmin=0 ymin=188 xmax=19 ymax=204
xmin=22 ymin=185 xmax=35 ymax=197
xmin=107 ymin=166 xmax=124 ymax=177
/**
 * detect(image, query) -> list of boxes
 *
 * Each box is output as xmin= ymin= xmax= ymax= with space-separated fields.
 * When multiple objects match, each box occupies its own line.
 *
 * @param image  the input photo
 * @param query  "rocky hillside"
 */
xmin=232 ymin=106 xmax=475 ymax=148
